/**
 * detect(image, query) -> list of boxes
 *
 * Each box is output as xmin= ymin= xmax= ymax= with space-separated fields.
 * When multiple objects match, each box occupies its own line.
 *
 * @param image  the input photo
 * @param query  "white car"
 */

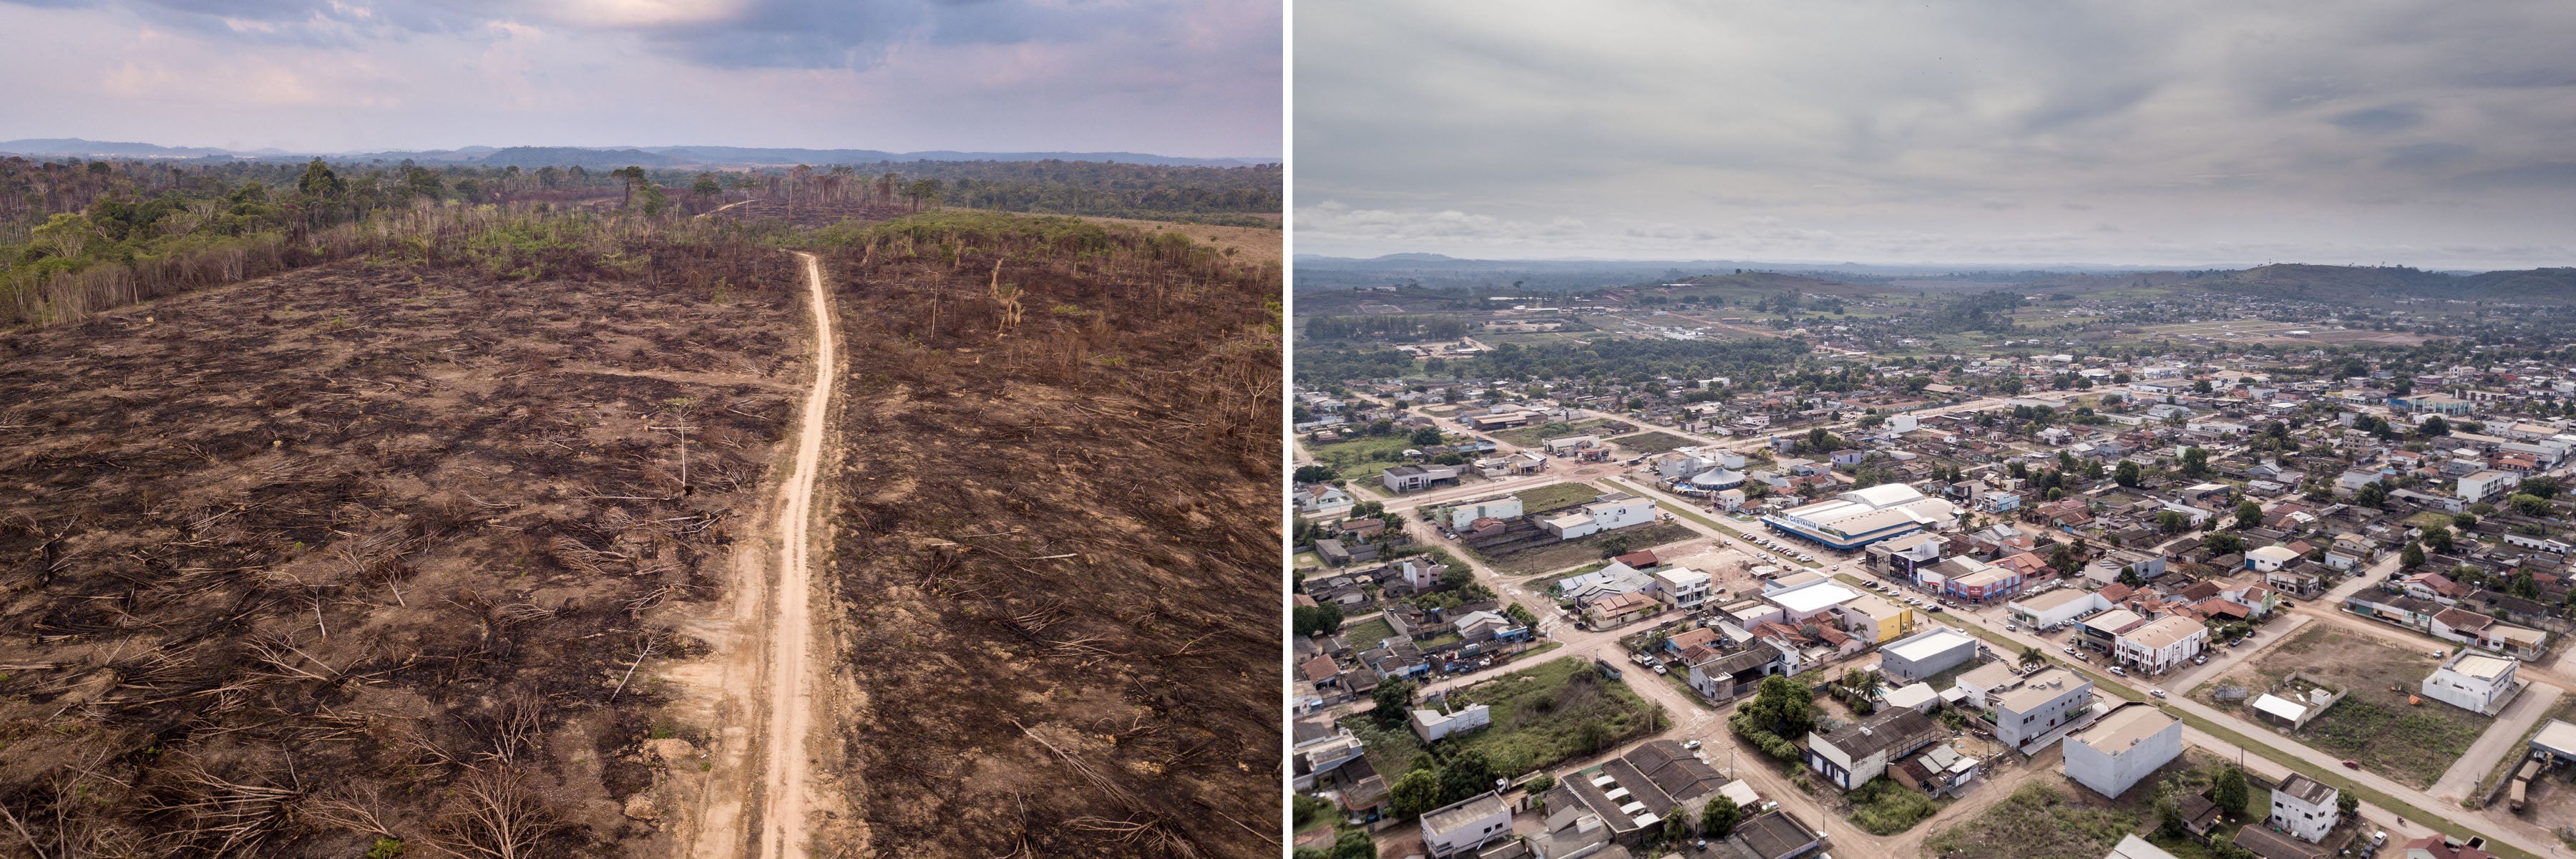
xmin=2110 ymin=666 xmax=2127 ymax=676
xmin=1682 ymin=739 xmax=1702 ymax=750
xmin=2150 ymin=689 xmax=2167 ymax=699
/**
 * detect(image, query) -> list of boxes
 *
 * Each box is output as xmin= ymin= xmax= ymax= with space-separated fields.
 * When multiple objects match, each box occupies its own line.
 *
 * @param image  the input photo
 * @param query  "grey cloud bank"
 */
xmin=0 ymin=0 xmax=1279 ymax=159
xmin=1294 ymin=1 xmax=2576 ymax=270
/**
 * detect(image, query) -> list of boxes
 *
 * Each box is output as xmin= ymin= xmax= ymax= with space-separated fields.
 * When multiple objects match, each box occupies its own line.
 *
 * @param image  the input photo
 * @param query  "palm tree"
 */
xmin=2019 ymin=644 xmax=2046 ymax=671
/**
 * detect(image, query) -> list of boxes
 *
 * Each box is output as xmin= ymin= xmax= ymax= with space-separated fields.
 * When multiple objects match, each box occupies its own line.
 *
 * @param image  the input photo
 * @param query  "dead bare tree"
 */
xmin=432 ymin=765 xmax=558 ymax=859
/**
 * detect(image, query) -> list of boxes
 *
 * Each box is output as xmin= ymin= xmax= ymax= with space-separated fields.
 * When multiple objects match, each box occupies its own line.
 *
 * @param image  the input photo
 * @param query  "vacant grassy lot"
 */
xmin=1609 ymin=431 xmax=1697 ymax=455
xmin=1480 ymin=522 xmax=1699 ymax=576
xmin=1926 ymin=749 xmax=2260 ymax=859
xmin=1490 ymin=419 xmax=1606 ymax=448
xmin=1344 ymin=616 xmax=1399 ymax=651
xmin=1514 ymin=481 xmax=1604 ymax=513
xmin=1307 ymin=433 xmax=1423 ymax=482
xmin=2190 ymin=623 xmax=2486 ymax=788
xmin=1446 ymin=658 xmax=1664 ymax=775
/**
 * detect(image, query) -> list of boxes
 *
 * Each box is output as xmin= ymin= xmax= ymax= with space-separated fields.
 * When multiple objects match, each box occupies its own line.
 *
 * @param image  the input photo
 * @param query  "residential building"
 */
xmin=2062 ymin=702 xmax=2183 ymax=799
xmin=1878 ymin=626 xmax=1981 ymax=683
xmin=1994 ymin=667 xmax=2097 ymax=750
xmin=2459 ymin=470 xmax=2519 ymax=504
xmin=2422 ymin=651 xmax=2519 ymax=714
xmin=2268 ymin=773 xmax=2341 ymax=843
xmin=1586 ymin=591 xmax=1660 ymax=628
xmin=2245 ymin=545 xmax=2302 ymax=572
xmin=1653 ymin=567 xmax=1714 ymax=611
xmin=1722 ymin=812 xmax=1826 ymax=859
xmin=1804 ymin=707 xmax=1943 ymax=790
xmin=1833 ymin=593 xmax=1916 ymax=643
xmin=1420 ymin=791 xmax=1513 ymax=858
xmin=1297 ymin=484 xmax=1355 ymax=519
xmin=2404 ymin=835 xmax=2496 ymax=859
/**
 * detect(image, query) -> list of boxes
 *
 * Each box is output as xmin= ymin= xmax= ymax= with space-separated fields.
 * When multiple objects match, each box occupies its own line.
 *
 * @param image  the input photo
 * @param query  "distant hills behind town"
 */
xmin=0 ymin=138 xmax=1273 ymax=169
xmin=1294 ymin=254 xmax=2576 ymax=302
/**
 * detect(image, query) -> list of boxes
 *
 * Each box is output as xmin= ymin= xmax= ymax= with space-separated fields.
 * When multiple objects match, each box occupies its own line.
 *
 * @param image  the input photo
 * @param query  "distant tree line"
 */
xmin=1301 ymin=314 xmax=1468 ymax=342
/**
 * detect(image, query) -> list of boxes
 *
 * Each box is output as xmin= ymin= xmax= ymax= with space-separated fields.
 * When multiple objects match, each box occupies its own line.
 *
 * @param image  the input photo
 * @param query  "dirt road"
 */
xmin=681 ymin=251 xmax=836 ymax=859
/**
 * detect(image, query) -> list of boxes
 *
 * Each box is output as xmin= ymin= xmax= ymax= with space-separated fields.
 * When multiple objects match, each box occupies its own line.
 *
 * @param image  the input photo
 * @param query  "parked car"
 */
xmin=2150 ymin=689 xmax=2167 ymax=699
xmin=1926 ymin=606 xmax=1945 ymax=613
xmin=1682 ymin=739 xmax=1702 ymax=750
xmin=2110 ymin=666 xmax=2127 ymax=676
xmin=2063 ymin=646 xmax=2077 ymax=654
xmin=2005 ymin=624 xmax=2019 ymax=631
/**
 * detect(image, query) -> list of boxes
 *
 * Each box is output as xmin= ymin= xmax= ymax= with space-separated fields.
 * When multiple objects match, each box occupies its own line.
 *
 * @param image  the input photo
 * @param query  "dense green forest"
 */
xmin=0 ymin=155 xmax=1281 ymax=324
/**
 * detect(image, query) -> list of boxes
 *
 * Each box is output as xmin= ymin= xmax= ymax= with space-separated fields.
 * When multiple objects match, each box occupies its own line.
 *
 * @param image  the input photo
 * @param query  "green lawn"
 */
xmin=1343 ymin=617 xmax=1397 ymax=650
xmin=1513 ymin=481 xmax=1604 ymax=513
xmin=1307 ymin=434 xmax=1425 ymax=482
xmin=1609 ymin=431 xmax=1697 ymax=455
xmin=1445 ymin=658 xmax=1666 ymax=776
xmin=1489 ymin=419 xmax=1607 ymax=448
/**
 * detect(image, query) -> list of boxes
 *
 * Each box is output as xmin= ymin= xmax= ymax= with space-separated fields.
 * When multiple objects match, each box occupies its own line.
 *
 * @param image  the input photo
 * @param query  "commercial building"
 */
xmin=1877 ymin=626 xmax=1981 ymax=683
xmin=2010 ymin=588 xmax=2109 ymax=629
xmin=2114 ymin=616 xmax=2210 ymax=674
xmin=2422 ymin=651 xmax=2519 ymax=715
xmin=1805 ymin=707 xmax=1942 ymax=790
xmin=2062 ymin=702 xmax=2182 ymax=799
xmin=1761 ymin=484 xmax=1960 ymax=550
xmin=2268 ymin=772 xmax=2341 ymax=843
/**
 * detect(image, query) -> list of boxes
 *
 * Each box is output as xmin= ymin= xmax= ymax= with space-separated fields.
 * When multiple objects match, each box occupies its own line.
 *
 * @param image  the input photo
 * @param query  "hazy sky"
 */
xmin=1295 ymin=1 xmax=2576 ymax=269
xmin=0 ymin=0 xmax=1279 ymax=158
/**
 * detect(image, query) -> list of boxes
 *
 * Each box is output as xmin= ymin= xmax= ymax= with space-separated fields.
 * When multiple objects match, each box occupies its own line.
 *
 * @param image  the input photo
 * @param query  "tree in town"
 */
xmin=1740 ymin=675 xmax=1816 ymax=738
xmin=2180 ymin=447 xmax=2210 ymax=478
xmin=1390 ymin=770 xmax=1443 ymax=817
xmin=1525 ymin=772 xmax=1555 ymax=795
xmin=1373 ymin=679 xmax=1417 ymax=728
xmin=2401 ymin=540 xmax=2426 ymax=569
xmin=2337 ymin=790 xmax=2358 ymax=820
xmin=2019 ymin=645 xmax=2047 ymax=670
xmin=2356 ymin=482 xmax=2389 ymax=508
xmin=2236 ymin=500 xmax=2264 ymax=530
xmin=2214 ymin=767 xmax=2249 ymax=820
xmin=1436 ymin=749 xmax=1495 ymax=804
xmin=2114 ymin=460 xmax=2143 ymax=487
xmin=1294 ymin=465 xmax=1337 ymax=483
xmin=1293 ymin=603 xmax=1345 ymax=636
xmin=1701 ymin=794 xmax=1742 ymax=838
xmin=1411 ymin=427 xmax=1445 ymax=446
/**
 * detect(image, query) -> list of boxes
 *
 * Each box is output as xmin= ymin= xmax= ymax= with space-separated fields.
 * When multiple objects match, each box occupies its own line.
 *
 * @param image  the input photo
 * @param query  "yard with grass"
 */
xmin=1490 ymin=419 xmax=1608 ymax=448
xmin=1511 ymin=480 xmax=1604 ymax=513
xmin=1848 ymin=777 xmax=1946 ymax=834
xmin=1306 ymin=433 xmax=1427 ymax=482
xmin=1609 ymin=431 xmax=1697 ymax=455
xmin=2189 ymin=623 xmax=2487 ymax=788
xmin=1444 ymin=658 xmax=1667 ymax=775
xmin=1475 ymin=521 xmax=1700 ymax=576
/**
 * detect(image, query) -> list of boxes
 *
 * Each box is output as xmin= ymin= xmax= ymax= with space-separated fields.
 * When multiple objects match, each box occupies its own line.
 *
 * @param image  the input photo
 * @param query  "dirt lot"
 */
xmin=1477 ymin=522 xmax=1699 ymax=576
xmin=0 ymin=248 xmax=805 ymax=856
xmin=804 ymin=212 xmax=1279 ymax=858
xmin=2191 ymin=623 xmax=2487 ymax=788
xmin=1923 ymin=749 xmax=2260 ymax=859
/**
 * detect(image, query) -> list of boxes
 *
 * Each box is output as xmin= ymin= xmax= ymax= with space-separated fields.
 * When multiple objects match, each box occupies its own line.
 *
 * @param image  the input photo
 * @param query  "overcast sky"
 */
xmin=0 ymin=0 xmax=1279 ymax=158
xmin=1294 ymin=1 xmax=2576 ymax=270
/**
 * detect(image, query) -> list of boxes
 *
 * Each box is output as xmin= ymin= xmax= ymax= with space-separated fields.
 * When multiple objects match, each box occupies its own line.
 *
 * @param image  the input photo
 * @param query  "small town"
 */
xmin=1291 ymin=300 xmax=2576 ymax=859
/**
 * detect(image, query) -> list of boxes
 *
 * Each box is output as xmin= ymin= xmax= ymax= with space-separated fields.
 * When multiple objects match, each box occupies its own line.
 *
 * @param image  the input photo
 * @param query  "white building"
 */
xmin=2268 ymin=772 xmax=2341 ymax=843
xmin=1297 ymin=484 xmax=1354 ymax=520
xmin=1994 ymin=668 xmax=2096 ymax=750
xmin=2422 ymin=651 xmax=2519 ymax=715
xmin=1878 ymin=626 xmax=1981 ymax=683
xmin=1762 ymin=579 xmax=1862 ymax=622
xmin=1541 ymin=492 xmax=1657 ymax=539
xmin=2114 ymin=616 xmax=2210 ymax=674
xmin=2109 ymin=835 xmax=2185 ymax=859
xmin=2009 ymin=589 xmax=2110 ymax=629
xmin=1760 ymin=483 xmax=1961 ymax=550
xmin=1438 ymin=495 xmax=1523 ymax=530
xmin=1412 ymin=703 xmax=1493 ymax=742
xmin=2245 ymin=545 xmax=2301 ymax=573
xmin=2459 ymin=470 xmax=2521 ymax=504
xmin=2062 ymin=702 xmax=2182 ymax=799
xmin=1652 ymin=567 xmax=1714 ymax=611
xmin=1420 ymin=791 xmax=1513 ymax=858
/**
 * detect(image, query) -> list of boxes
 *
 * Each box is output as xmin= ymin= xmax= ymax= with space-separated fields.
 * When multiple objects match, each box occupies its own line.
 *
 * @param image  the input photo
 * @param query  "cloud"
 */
xmin=0 ymin=0 xmax=1278 ymax=155
xmin=1294 ymin=0 xmax=2576 ymax=269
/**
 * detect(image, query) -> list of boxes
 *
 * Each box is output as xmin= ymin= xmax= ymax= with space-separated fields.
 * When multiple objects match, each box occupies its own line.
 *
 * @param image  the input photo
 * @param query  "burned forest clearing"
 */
xmin=0 ymin=203 xmax=1280 ymax=859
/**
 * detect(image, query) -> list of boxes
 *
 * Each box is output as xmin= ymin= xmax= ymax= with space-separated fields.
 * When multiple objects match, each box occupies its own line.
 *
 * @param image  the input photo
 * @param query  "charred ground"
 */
xmin=805 ymin=212 xmax=1282 ymax=859
xmin=0 ymin=224 xmax=809 ymax=858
